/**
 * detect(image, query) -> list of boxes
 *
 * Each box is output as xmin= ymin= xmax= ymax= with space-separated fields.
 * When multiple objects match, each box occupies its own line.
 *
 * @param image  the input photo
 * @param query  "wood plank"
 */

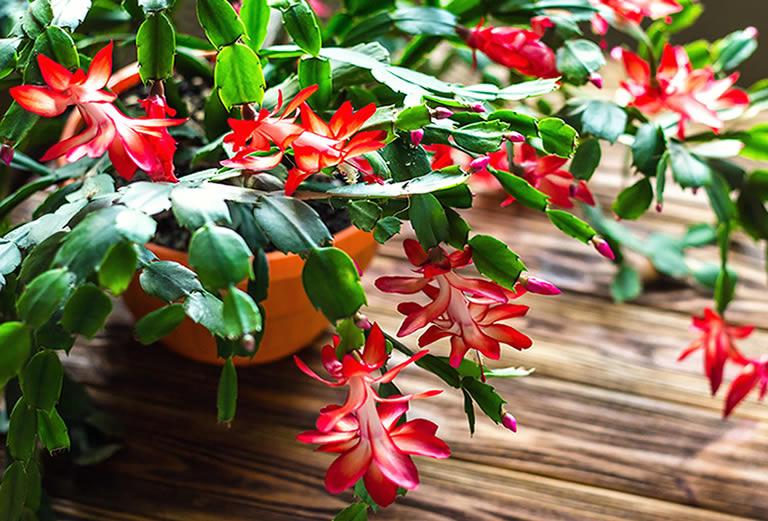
xmin=43 ymin=319 xmax=768 ymax=519
xmin=46 ymin=329 xmax=768 ymax=520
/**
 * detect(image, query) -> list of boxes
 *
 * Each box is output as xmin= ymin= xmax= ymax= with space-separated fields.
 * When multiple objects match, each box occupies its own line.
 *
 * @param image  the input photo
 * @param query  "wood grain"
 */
xmin=3 ymin=146 xmax=768 ymax=520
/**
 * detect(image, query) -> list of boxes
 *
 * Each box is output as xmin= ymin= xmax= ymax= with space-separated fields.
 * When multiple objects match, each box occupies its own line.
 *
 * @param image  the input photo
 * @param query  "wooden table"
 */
xmin=17 ymin=146 xmax=768 ymax=520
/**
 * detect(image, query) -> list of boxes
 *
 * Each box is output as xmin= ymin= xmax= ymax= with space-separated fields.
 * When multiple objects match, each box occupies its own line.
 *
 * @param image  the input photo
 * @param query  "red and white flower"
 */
xmin=460 ymin=22 xmax=558 ymax=78
xmin=591 ymin=0 xmax=682 ymax=35
xmin=614 ymin=44 xmax=750 ymax=139
xmin=375 ymin=240 xmax=533 ymax=368
xmin=10 ymin=43 xmax=186 ymax=182
xmin=295 ymin=324 xmax=449 ymax=506
xmin=221 ymin=86 xmax=387 ymax=195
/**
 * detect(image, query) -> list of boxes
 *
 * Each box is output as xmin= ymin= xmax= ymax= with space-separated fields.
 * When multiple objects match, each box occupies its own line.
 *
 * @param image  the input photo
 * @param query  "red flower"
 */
xmin=221 ymin=85 xmax=315 ymax=171
xmin=591 ymin=0 xmax=682 ymax=35
xmin=723 ymin=357 xmax=768 ymax=417
xmin=614 ymin=44 xmax=750 ymax=139
xmin=510 ymin=143 xmax=595 ymax=208
xmin=375 ymin=240 xmax=533 ymax=368
xmin=222 ymin=86 xmax=387 ymax=195
xmin=424 ymin=143 xmax=594 ymax=209
xmin=10 ymin=43 xmax=186 ymax=182
xmin=678 ymin=308 xmax=754 ymax=395
xmin=138 ymin=94 xmax=181 ymax=182
xmin=295 ymin=324 xmax=449 ymax=507
xmin=461 ymin=23 xmax=558 ymax=78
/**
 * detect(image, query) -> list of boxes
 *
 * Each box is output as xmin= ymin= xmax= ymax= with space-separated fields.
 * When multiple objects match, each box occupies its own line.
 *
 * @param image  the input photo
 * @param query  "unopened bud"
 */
xmin=469 ymin=155 xmax=490 ymax=171
xmin=502 ymin=412 xmax=518 ymax=433
xmin=410 ymin=129 xmax=424 ymax=146
xmin=655 ymin=202 xmax=663 ymax=213
xmin=589 ymin=72 xmax=604 ymax=89
xmin=505 ymin=131 xmax=525 ymax=143
xmin=519 ymin=273 xmax=561 ymax=296
xmin=432 ymin=107 xmax=454 ymax=120
xmin=469 ymin=103 xmax=486 ymax=113
xmin=745 ymin=26 xmax=759 ymax=39
xmin=355 ymin=313 xmax=373 ymax=331
xmin=242 ymin=334 xmax=256 ymax=353
xmin=591 ymin=237 xmax=615 ymax=261
xmin=0 ymin=144 xmax=13 ymax=167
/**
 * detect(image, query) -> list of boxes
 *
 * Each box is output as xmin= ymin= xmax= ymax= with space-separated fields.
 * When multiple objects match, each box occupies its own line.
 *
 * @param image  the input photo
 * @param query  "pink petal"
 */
xmin=391 ymin=421 xmax=451 ymax=459
xmin=417 ymin=325 xmax=453 ymax=347
xmin=363 ymin=463 xmax=399 ymax=507
xmin=325 ymin=440 xmax=372 ymax=494
xmin=297 ymin=429 xmax=357 ymax=446
xmin=37 ymin=54 xmax=73 ymax=90
xmin=376 ymin=350 xmax=429 ymax=384
xmin=362 ymin=323 xmax=386 ymax=367
xmin=483 ymin=324 xmax=533 ymax=350
xmin=82 ymin=42 xmax=114 ymax=92
xmin=378 ymin=401 xmax=408 ymax=431
xmin=723 ymin=363 xmax=760 ymax=417
xmin=10 ymin=85 xmax=70 ymax=118
xmin=316 ymin=379 xmax=368 ymax=432
xmin=374 ymin=276 xmax=429 ymax=294
xmin=294 ymin=355 xmax=338 ymax=386
xmin=370 ymin=430 xmax=420 ymax=490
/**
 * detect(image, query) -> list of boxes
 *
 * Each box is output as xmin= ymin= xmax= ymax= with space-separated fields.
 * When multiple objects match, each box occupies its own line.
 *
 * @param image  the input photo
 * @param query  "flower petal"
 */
xmin=10 ymin=85 xmax=70 ymax=118
xmin=325 ymin=440 xmax=372 ymax=494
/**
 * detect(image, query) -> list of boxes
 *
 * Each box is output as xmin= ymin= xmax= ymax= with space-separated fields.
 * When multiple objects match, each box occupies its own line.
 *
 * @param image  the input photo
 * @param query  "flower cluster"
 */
xmin=679 ymin=308 xmax=767 ymax=417
xmin=295 ymin=324 xmax=450 ymax=506
xmin=221 ymin=85 xmax=387 ymax=194
xmin=591 ymin=0 xmax=682 ymax=35
xmin=614 ymin=43 xmax=750 ymax=138
xmin=10 ymin=43 xmax=185 ymax=182
xmin=426 ymin=142 xmax=595 ymax=209
xmin=376 ymin=240 xmax=539 ymax=368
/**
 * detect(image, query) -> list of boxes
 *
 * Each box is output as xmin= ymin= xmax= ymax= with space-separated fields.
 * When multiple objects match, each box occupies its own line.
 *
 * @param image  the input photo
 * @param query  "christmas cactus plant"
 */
xmin=0 ymin=0 xmax=766 ymax=518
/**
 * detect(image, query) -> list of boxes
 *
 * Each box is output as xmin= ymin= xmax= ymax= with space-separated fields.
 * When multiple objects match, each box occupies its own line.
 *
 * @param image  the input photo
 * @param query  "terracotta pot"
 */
xmin=58 ymin=63 xmax=379 ymax=365
xmin=123 ymin=228 xmax=378 ymax=365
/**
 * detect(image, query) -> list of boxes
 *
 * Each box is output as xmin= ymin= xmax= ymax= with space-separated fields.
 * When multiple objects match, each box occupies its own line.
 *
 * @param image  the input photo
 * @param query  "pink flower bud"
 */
xmin=592 ymin=237 xmax=615 ymax=261
xmin=410 ymin=129 xmax=424 ymax=146
xmin=610 ymin=46 xmax=624 ymax=61
xmin=521 ymin=274 xmax=561 ymax=296
xmin=655 ymin=202 xmax=663 ymax=213
xmin=505 ymin=131 xmax=525 ymax=143
xmin=355 ymin=314 xmax=373 ymax=331
xmin=241 ymin=334 xmax=256 ymax=353
xmin=502 ymin=413 xmax=518 ymax=433
xmin=589 ymin=72 xmax=603 ymax=89
xmin=469 ymin=155 xmax=490 ymax=171
xmin=432 ymin=107 xmax=453 ymax=120
xmin=470 ymin=103 xmax=486 ymax=113
xmin=745 ymin=26 xmax=759 ymax=39
xmin=0 ymin=144 xmax=13 ymax=167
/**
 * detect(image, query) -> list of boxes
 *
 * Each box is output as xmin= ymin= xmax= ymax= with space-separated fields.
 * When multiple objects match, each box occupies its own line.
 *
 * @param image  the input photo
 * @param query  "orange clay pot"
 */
xmin=122 ymin=228 xmax=378 ymax=365
xmin=57 ymin=62 xmax=379 ymax=365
